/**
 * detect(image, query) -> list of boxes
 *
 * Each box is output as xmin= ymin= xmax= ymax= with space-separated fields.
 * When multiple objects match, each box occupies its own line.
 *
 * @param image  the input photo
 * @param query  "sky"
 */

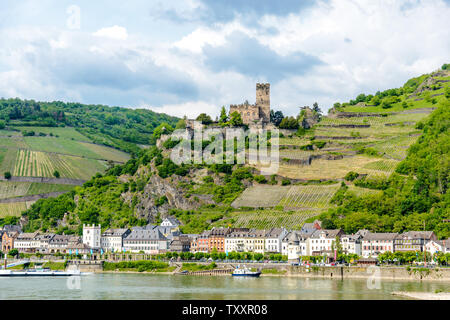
xmin=0 ymin=0 xmax=449 ymax=118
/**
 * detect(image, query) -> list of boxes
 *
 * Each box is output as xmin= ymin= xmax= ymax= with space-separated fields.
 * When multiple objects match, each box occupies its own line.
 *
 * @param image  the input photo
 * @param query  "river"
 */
xmin=1 ymin=274 xmax=449 ymax=300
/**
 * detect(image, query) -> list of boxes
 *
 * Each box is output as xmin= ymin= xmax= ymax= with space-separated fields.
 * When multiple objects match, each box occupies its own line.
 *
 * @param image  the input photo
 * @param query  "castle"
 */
xmin=229 ymin=83 xmax=270 ymax=126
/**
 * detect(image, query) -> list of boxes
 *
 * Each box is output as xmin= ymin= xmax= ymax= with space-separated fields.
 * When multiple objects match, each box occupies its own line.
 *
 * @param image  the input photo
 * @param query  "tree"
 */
xmin=53 ymin=170 xmax=60 ymax=178
xmin=175 ymin=117 xmax=186 ymax=129
xmin=196 ymin=113 xmax=213 ymax=125
xmin=218 ymin=106 xmax=228 ymax=124
xmin=229 ymin=111 xmax=243 ymax=126
xmin=8 ymin=248 xmax=19 ymax=258
xmin=4 ymin=172 xmax=11 ymax=180
xmin=279 ymin=116 xmax=298 ymax=129
xmin=270 ymin=110 xmax=284 ymax=126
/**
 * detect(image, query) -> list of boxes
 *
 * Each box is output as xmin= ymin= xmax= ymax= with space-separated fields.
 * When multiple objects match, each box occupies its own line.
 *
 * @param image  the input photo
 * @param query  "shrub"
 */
xmin=281 ymin=179 xmax=291 ymax=186
xmin=254 ymin=175 xmax=267 ymax=184
xmin=4 ymin=172 xmax=11 ymax=179
xmin=345 ymin=171 xmax=359 ymax=181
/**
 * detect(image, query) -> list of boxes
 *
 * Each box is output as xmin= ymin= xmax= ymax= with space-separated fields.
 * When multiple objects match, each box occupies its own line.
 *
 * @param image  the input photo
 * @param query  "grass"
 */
xmin=181 ymin=262 xmax=217 ymax=272
xmin=14 ymin=126 xmax=91 ymax=142
xmin=26 ymin=183 xmax=75 ymax=195
xmin=347 ymin=185 xmax=383 ymax=197
xmin=0 ymin=147 xmax=17 ymax=173
xmin=24 ymin=136 xmax=103 ymax=159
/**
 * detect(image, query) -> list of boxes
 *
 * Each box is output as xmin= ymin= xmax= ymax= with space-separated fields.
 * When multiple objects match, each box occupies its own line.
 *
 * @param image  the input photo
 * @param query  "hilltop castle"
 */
xmin=230 ymin=83 xmax=271 ymax=126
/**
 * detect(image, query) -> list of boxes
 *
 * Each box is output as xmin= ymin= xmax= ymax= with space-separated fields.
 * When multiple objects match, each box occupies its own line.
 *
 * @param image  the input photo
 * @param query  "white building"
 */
xmin=265 ymin=228 xmax=288 ymax=253
xmin=361 ymin=232 xmax=398 ymax=258
xmin=83 ymin=224 xmax=101 ymax=249
xmin=341 ymin=230 xmax=368 ymax=256
xmin=123 ymin=226 xmax=169 ymax=254
xmin=225 ymin=230 xmax=249 ymax=253
xmin=160 ymin=217 xmax=181 ymax=228
xmin=14 ymin=232 xmax=39 ymax=253
xmin=282 ymin=231 xmax=307 ymax=258
xmin=307 ymin=229 xmax=344 ymax=256
xmin=101 ymin=228 xmax=130 ymax=252
xmin=35 ymin=233 xmax=55 ymax=253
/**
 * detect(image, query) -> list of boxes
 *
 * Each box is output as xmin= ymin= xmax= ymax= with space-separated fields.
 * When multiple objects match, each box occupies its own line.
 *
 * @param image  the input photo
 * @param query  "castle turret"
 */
xmin=256 ymin=83 xmax=270 ymax=123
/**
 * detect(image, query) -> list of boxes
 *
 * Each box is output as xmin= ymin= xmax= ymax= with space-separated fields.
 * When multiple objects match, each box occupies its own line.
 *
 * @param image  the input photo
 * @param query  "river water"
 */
xmin=0 ymin=274 xmax=448 ymax=300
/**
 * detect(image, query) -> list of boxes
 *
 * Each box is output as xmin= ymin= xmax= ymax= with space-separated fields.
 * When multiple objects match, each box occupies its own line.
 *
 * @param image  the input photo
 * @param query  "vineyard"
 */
xmin=231 ymin=208 xmax=322 ymax=230
xmin=278 ymin=184 xmax=341 ymax=209
xmin=12 ymin=149 xmax=107 ymax=179
xmin=0 ymin=201 xmax=35 ymax=217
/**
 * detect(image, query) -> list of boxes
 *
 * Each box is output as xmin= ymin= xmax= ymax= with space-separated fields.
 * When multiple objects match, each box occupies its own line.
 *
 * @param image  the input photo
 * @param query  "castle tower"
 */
xmin=82 ymin=224 xmax=101 ymax=249
xmin=256 ymin=83 xmax=270 ymax=123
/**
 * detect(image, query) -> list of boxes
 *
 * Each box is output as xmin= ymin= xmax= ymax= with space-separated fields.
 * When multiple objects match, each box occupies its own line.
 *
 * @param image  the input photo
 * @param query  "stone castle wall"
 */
xmin=229 ymin=83 xmax=271 ymax=125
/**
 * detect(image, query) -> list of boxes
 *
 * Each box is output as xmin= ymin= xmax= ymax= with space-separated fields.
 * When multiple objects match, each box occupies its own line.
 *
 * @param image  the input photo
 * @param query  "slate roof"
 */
xmin=363 ymin=232 xmax=398 ymax=241
xmin=124 ymin=228 xmax=167 ymax=241
xmin=102 ymin=228 xmax=130 ymax=237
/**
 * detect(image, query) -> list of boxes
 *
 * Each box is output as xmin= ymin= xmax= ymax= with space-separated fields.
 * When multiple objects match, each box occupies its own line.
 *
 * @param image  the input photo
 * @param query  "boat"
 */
xmin=0 ymin=261 xmax=84 ymax=277
xmin=0 ymin=269 xmax=82 ymax=277
xmin=232 ymin=265 xmax=261 ymax=277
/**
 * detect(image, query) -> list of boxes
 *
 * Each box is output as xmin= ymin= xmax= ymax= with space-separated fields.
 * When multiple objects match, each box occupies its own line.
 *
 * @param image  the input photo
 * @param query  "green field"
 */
xmin=14 ymin=126 xmax=91 ymax=142
xmin=0 ymin=181 xmax=75 ymax=199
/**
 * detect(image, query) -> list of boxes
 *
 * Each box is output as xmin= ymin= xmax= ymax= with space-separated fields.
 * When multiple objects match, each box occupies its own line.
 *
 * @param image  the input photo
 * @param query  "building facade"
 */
xmin=83 ymin=224 xmax=101 ymax=249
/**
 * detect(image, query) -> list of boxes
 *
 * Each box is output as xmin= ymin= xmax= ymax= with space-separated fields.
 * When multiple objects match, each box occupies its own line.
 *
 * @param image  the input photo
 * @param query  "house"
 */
xmin=208 ymin=227 xmax=231 ymax=253
xmin=155 ymin=225 xmax=181 ymax=241
xmin=123 ymin=226 xmax=169 ymax=254
xmin=67 ymin=242 xmax=91 ymax=255
xmin=14 ymin=232 xmax=39 ymax=253
xmin=35 ymin=233 xmax=56 ymax=253
xmin=224 ymin=229 xmax=249 ymax=253
xmin=307 ymin=229 xmax=344 ymax=257
xmin=82 ymin=224 xmax=101 ymax=249
xmin=283 ymin=231 xmax=309 ymax=262
xmin=48 ymin=235 xmax=79 ymax=253
xmin=281 ymin=231 xmax=307 ymax=257
xmin=425 ymin=240 xmax=444 ymax=255
xmin=1 ymin=231 xmax=19 ymax=253
xmin=265 ymin=228 xmax=288 ymax=253
xmin=191 ymin=230 xmax=211 ymax=253
xmin=341 ymin=230 xmax=369 ymax=256
xmin=301 ymin=220 xmax=321 ymax=236
xmin=246 ymin=229 xmax=267 ymax=254
xmin=169 ymin=235 xmax=192 ymax=252
xmin=394 ymin=231 xmax=437 ymax=253
xmin=362 ymin=232 xmax=398 ymax=258
xmin=101 ymin=228 xmax=131 ymax=252
xmin=160 ymin=217 xmax=181 ymax=228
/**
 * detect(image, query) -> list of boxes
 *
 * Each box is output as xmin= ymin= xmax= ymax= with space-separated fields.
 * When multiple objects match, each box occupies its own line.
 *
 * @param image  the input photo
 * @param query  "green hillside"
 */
xmin=0 ymin=99 xmax=179 ymax=215
xmin=2 ymin=66 xmax=449 ymax=239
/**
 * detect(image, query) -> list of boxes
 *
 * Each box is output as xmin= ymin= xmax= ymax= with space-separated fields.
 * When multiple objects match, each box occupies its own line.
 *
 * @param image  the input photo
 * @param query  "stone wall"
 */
xmin=256 ymin=83 xmax=270 ymax=123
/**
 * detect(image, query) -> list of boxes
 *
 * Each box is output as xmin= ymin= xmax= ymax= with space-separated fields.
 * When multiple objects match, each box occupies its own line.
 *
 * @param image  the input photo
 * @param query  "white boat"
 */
xmin=0 ymin=269 xmax=82 ymax=277
xmin=232 ymin=265 xmax=261 ymax=277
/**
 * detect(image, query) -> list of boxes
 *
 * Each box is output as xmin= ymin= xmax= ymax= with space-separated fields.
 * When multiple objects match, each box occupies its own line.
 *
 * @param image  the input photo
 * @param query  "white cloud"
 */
xmin=146 ymin=101 xmax=218 ymax=119
xmin=93 ymin=25 xmax=128 ymax=40
xmin=0 ymin=0 xmax=449 ymax=119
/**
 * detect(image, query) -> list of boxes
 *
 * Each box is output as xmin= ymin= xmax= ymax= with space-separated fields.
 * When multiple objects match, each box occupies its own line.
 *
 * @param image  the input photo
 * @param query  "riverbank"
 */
xmin=392 ymin=291 xmax=450 ymax=300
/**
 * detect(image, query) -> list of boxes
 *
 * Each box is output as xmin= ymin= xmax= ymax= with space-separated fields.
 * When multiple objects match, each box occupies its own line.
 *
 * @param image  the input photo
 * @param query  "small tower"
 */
xmin=82 ymin=224 xmax=101 ymax=249
xmin=256 ymin=83 xmax=270 ymax=123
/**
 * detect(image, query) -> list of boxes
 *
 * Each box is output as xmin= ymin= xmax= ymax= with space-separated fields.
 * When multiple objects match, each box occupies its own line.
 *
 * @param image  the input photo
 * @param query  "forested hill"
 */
xmin=0 ymin=98 xmax=179 ymax=154
xmin=319 ymin=102 xmax=449 ymax=238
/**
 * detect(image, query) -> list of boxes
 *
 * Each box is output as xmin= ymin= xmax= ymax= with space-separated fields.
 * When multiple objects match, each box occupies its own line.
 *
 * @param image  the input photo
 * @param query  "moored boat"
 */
xmin=232 ymin=265 xmax=261 ymax=277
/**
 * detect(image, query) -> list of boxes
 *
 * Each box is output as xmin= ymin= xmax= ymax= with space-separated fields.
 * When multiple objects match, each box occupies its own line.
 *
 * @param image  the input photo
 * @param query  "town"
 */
xmin=2 ymin=218 xmax=449 ymax=265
